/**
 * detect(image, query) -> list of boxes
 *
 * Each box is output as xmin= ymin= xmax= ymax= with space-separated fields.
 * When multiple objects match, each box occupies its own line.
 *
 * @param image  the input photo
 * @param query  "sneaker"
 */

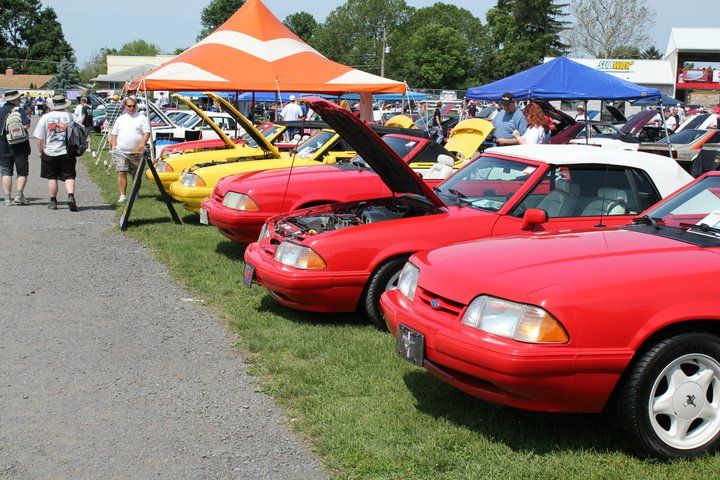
xmin=116 ymin=194 xmax=127 ymax=204
xmin=12 ymin=195 xmax=29 ymax=206
xmin=3 ymin=198 xmax=11 ymax=207
xmin=68 ymin=197 xmax=78 ymax=212
xmin=48 ymin=199 xmax=58 ymax=210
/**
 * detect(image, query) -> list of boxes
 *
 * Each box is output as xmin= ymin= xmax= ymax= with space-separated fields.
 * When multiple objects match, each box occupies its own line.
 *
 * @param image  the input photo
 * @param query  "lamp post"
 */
xmin=380 ymin=27 xmax=389 ymax=77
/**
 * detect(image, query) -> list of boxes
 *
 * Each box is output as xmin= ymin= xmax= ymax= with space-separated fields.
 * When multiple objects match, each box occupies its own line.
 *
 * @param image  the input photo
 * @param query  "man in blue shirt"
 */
xmin=492 ymin=92 xmax=528 ymax=146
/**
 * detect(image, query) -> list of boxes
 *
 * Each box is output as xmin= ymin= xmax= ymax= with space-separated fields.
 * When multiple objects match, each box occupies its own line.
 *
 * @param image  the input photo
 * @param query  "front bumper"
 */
xmin=381 ymin=289 xmax=631 ymax=413
xmin=145 ymin=169 xmax=178 ymax=190
xmin=244 ymin=242 xmax=367 ymax=312
xmin=168 ymin=182 xmax=213 ymax=213
xmin=200 ymin=197 xmax=271 ymax=244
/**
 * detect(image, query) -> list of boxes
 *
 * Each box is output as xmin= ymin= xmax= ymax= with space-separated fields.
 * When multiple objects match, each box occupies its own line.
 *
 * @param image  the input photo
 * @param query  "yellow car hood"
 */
xmin=444 ymin=118 xmax=494 ymax=162
xmin=162 ymin=145 xmax=268 ymax=173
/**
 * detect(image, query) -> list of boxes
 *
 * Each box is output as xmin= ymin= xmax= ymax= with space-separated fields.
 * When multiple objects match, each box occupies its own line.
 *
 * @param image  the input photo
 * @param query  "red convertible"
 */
xmin=244 ymin=99 xmax=692 ymax=329
xmin=382 ymin=172 xmax=720 ymax=459
xmin=201 ymin=130 xmax=459 ymax=244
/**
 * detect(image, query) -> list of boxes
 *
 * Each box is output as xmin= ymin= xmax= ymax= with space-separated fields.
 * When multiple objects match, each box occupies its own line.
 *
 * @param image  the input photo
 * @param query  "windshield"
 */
xmin=381 ymin=136 xmax=421 ymax=159
xmin=296 ymin=131 xmax=336 ymax=159
xmin=241 ymin=124 xmax=282 ymax=148
xmin=644 ymin=176 xmax=720 ymax=228
xmin=682 ymin=114 xmax=710 ymax=131
xmin=657 ymin=129 xmax=706 ymax=145
xmin=179 ymin=114 xmax=199 ymax=127
xmin=435 ymin=155 xmax=539 ymax=211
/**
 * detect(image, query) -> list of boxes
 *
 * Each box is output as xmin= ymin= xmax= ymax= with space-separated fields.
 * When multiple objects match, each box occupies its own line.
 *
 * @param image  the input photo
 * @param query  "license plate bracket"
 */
xmin=396 ymin=324 xmax=425 ymax=367
xmin=199 ymin=208 xmax=209 ymax=225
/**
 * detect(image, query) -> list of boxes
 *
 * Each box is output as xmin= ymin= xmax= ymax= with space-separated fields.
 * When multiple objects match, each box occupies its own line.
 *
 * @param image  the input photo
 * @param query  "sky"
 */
xmin=43 ymin=0 xmax=717 ymax=66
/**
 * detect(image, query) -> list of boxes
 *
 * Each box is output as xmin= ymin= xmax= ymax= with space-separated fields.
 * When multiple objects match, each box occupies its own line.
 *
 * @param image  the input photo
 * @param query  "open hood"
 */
xmin=605 ymin=105 xmax=626 ymax=123
xmin=621 ymin=110 xmax=658 ymax=136
xmin=303 ymin=97 xmax=444 ymax=208
xmin=171 ymin=94 xmax=236 ymax=149
xmin=205 ymin=92 xmax=280 ymax=158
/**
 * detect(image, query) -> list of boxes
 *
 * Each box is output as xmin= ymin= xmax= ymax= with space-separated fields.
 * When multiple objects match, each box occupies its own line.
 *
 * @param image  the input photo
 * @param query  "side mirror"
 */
xmin=521 ymin=208 xmax=548 ymax=231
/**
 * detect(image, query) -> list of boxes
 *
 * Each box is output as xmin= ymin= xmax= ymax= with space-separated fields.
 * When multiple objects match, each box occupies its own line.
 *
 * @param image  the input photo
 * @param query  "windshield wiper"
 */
xmin=633 ymin=215 xmax=662 ymax=226
xmin=447 ymin=188 xmax=469 ymax=207
xmin=680 ymin=222 xmax=720 ymax=236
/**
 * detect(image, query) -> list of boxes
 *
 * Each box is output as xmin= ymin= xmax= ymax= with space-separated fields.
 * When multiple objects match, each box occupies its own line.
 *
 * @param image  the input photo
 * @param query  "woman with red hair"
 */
xmin=512 ymin=103 xmax=549 ymax=144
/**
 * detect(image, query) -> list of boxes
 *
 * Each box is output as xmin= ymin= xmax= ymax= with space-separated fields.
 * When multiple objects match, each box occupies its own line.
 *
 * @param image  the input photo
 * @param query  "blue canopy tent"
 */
xmin=466 ymin=57 xmax=660 ymax=101
xmin=178 ymin=91 xmax=238 ymax=100
xmin=340 ymin=91 xmax=428 ymax=101
xmin=236 ymin=91 xmax=335 ymax=102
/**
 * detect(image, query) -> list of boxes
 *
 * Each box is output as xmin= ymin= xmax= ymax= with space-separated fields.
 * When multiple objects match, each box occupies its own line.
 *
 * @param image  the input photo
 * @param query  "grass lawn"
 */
xmin=81 ymin=135 xmax=720 ymax=479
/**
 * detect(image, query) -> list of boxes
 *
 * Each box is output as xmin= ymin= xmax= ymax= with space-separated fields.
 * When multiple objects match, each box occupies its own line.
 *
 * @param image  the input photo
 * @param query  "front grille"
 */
xmin=416 ymin=287 xmax=465 ymax=320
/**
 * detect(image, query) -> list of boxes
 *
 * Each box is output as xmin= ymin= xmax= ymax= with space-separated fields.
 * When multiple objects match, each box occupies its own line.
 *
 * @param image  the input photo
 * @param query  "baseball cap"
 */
xmin=499 ymin=92 xmax=515 ymax=105
xmin=289 ymin=95 xmax=296 ymax=101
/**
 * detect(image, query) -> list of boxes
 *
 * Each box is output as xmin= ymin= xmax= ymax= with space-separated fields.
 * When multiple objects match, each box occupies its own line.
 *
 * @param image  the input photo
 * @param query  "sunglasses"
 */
xmin=126 ymin=104 xmax=137 ymax=108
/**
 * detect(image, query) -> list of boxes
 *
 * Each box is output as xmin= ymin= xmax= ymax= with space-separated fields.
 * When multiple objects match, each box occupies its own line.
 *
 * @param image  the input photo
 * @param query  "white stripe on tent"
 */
xmin=328 ymin=70 xmax=404 ymax=85
xmin=189 ymin=31 xmax=325 ymax=62
xmin=146 ymin=63 xmax=229 ymax=82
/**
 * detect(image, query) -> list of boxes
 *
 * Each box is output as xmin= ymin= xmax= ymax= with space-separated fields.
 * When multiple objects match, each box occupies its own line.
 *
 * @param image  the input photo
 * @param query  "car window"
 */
xmin=628 ymin=168 xmax=661 ymax=213
xmin=511 ymin=165 xmax=641 ymax=218
xmin=409 ymin=141 xmax=447 ymax=164
xmin=381 ymin=136 xmax=421 ymax=160
xmin=296 ymin=131 xmax=335 ymax=158
xmin=708 ymin=132 xmax=720 ymax=144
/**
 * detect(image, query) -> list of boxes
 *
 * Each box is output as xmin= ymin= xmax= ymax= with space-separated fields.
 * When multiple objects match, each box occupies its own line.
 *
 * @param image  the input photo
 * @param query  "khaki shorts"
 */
xmin=112 ymin=148 xmax=142 ymax=173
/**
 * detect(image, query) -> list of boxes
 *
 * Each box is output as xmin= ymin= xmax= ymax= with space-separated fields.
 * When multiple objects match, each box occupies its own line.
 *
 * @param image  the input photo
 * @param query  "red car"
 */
xmin=382 ymin=172 xmax=720 ymax=459
xmin=244 ymin=98 xmax=692 ymax=329
xmin=201 ymin=130 xmax=456 ymax=244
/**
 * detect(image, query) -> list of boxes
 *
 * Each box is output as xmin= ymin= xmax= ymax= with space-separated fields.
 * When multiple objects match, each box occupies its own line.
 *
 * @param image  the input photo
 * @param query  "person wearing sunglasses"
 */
xmin=109 ymin=97 xmax=150 ymax=203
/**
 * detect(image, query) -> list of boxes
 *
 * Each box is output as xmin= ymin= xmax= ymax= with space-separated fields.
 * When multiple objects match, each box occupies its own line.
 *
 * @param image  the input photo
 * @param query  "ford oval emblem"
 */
xmin=430 ymin=299 xmax=440 ymax=309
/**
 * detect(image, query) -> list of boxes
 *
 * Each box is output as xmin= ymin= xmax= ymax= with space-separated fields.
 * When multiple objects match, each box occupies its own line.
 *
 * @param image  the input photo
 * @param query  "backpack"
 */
xmin=66 ymin=121 xmax=88 ymax=157
xmin=3 ymin=107 xmax=28 ymax=145
xmin=82 ymin=105 xmax=93 ymax=128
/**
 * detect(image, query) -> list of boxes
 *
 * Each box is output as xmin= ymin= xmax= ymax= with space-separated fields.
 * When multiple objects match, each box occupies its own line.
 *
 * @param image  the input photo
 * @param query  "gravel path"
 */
xmin=0 ymin=143 xmax=326 ymax=479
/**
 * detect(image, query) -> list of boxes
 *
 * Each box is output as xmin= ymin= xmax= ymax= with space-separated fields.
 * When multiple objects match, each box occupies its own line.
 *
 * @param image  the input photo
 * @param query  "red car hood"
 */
xmin=303 ymin=97 xmax=444 ymax=208
xmin=414 ymin=227 xmax=717 ymax=305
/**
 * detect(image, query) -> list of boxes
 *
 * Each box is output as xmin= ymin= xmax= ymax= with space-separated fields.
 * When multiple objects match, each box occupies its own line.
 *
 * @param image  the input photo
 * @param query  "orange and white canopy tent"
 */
xmin=134 ymin=0 xmax=405 ymax=95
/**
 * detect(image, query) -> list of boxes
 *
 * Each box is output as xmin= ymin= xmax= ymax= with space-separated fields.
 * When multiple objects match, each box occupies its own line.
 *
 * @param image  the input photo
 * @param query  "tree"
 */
xmin=607 ymin=45 xmax=642 ymax=58
xmin=283 ymin=12 xmax=318 ymax=43
xmin=114 ymin=39 xmax=161 ymax=56
xmin=198 ymin=0 xmax=245 ymax=40
xmin=311 ymin=0 xmax=413 ymax=76
xmin=79 ymin=49 xmax=109 ymax=83
xmin=641 ymin=46 xmax=662 ymax=59
xmin=387 ymin=3 xmax=484 ymax=88
xmin=565 ymin=0 xmax=656 ymax=57
xmin=48 ymin=58 xmax=80 ymax=90
xmin=480 ymin=0 xmax=569 ymax=82
xmin=0 ymin=0 xmax=75 ymax=74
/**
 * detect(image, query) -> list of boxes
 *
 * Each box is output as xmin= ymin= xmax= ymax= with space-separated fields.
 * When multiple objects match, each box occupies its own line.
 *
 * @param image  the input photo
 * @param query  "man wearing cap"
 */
xmin=0 ymin=90 xmax=32 ymax=206
xmin=34 ymin=94 xmax=77 ymax=211
xmin=493 ymin=93 xmax=528 ymax=146
xmin=280 ymin=95 xmax=304 ymax=140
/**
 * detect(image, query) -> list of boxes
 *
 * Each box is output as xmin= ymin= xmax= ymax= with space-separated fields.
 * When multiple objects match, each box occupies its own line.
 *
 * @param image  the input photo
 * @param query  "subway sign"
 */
xmin=597 ymin=61 xmax=635 ymax=71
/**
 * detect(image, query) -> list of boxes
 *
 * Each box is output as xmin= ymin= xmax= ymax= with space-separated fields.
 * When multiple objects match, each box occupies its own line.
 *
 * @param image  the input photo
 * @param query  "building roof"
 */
xmin=91 ymin=64 xmax=158 ymax=83
xmin=665 ymin=28 xmax=720 ymax=58
xmin=0 ymin=73 xmax=54 ymax=89
xmin=485 ymin=144 xmax=691 ymax=197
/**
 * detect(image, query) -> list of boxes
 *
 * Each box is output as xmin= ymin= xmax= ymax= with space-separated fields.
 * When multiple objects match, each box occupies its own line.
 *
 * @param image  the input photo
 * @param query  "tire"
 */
xmin=361 ymin=256 xmax=409 ymax=331
xmin=615 ymin=331 xmax=720 ymax=459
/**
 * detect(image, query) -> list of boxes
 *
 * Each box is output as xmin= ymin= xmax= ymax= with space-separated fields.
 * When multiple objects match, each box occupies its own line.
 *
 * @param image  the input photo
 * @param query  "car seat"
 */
xmin=423 ymin=154 xmax=455 ymax=180
xmin=581 ymin=187 xmax=628 ymax=216
xmin=536 ymin=179 xmax=580 ymax=217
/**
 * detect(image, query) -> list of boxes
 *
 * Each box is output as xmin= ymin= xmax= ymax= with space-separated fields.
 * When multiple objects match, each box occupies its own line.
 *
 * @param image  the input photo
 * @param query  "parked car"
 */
xmin=569 ymin=110 xmax=667 ymax=150
xmin=638 ymin=129 xmax=720 ymax=171
xmin=383 ymin=171 xmax=720 ymax=459
xmin=243 ymin=98 xmax=692 ymax=329
xmin=199 ymin=125 xmax=489 ymax=243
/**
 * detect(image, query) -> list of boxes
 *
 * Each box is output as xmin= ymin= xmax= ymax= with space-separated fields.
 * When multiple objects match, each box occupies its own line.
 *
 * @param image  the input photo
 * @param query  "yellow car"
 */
xmin=412 ymin=118 xmax=494 ymax=170
xmin=169 ymin=129 xmax=356 ymax=212
xmin=147 ymin=93 xmax=285 ymax=190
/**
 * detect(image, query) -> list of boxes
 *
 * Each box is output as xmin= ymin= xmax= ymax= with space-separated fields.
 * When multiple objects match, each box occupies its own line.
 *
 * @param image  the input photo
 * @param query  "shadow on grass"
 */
xmin=78 ymin=204 xmax=116 ymax=212
xmin=403 ymin=369 xmax=627 ymax=456
xmin=123 ymin=216 xmax=186 ymax=227
xmin=257 ymin=294 xmax=368 ymax=328
xmin=215 ymin=240 xmax=247 ymax=261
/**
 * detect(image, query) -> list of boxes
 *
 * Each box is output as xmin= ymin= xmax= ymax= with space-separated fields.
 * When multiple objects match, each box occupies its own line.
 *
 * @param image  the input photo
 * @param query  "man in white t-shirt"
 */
xmin=110 ymin=97 xmax=150 ymax=203
xmin=33 ymin=94 xmax=77 ymax=211
xmin=280 ymin=95 xmax=304 ymax=139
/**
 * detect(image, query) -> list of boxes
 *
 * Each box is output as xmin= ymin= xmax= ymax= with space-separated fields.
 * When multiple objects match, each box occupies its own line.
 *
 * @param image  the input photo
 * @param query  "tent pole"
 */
xmin=584 ymin=100 xmax=589 ymax=145
xmin=659 ymin=100 xmax=673 ymax=159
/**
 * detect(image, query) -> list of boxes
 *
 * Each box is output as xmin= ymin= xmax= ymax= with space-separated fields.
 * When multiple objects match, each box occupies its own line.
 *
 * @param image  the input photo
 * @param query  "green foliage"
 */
xmin=310 ymin=0 xmax=413 ymax=75
xmin=641 ymin=46 xmax=662 ymax=60
xmin=480 ymin=0 xmax=569 ymax=82
xmin=112 ymin=39 xmax=161 ymax=56
xmin=387 ymin=3 xmax=483 ymax=88
xmin=48 ymin=58 xmax=80 ymax=90
xmin=79 ymin=40 xmax=161 ymax=84
xmin=79 ymin=50 xmax=109 ymax=84
xmin=0 ymin=0 xmax=75 ymax=74
xmin=283 ymin=12 xmax=318 ymax=43
xmin=172 ymin=47 xmax=187 ymax=55
xmin=198 ymin=0 xmax=246 ymax=40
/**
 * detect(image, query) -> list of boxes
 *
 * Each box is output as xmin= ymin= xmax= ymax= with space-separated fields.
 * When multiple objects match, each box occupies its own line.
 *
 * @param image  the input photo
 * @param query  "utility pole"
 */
xmin=380 ymin=27 xmax=387 ymax=77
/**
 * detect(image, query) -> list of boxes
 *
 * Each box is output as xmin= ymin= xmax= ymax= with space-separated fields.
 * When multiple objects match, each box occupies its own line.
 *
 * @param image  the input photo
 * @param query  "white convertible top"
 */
xmin=485 ymin=144 xmax=693 ymax=197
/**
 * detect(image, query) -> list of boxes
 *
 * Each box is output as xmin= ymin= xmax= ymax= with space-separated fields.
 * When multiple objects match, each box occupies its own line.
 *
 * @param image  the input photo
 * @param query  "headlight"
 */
xmin=274 ymin=242 xmax=326 ymax=269
xmin=222 ymin=191 xmax=259 ymax=211
xmin=156 ymin=160 xmax=173 ymax=172
xmin=397 ymin=262 xmax=419 ymax=301
xmin=182 ymin=173 xmax=205 ymax=187
xmin=258 ymin=223 xmax=269 ymax=241
xmin=461 ymin=295 xmax=568 ymax=344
